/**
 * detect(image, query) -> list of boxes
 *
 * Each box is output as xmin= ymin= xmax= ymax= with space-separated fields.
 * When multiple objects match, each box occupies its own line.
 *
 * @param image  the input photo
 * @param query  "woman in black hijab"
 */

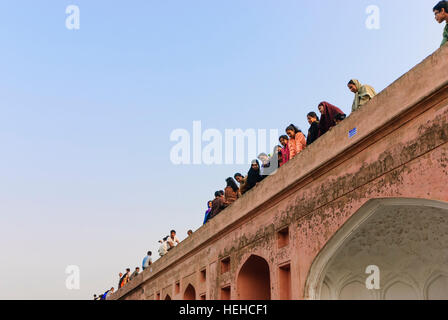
xmin=306 ymin=111 xmax=320 ymax=145
xmin=246 ymin=159 xmax=264 ymax=192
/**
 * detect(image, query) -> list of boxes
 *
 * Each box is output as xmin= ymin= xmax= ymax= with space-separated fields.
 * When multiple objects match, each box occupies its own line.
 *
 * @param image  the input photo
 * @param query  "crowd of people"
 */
xmin=202 ymin=78 xmax=377 ymax=225
xmin=95 ymin=229 xmax=195 ymax=299
xmin=94 ymin=1 xmax=448 ymax=299
xmin=95 ymin=79 xmax=376 ymax=299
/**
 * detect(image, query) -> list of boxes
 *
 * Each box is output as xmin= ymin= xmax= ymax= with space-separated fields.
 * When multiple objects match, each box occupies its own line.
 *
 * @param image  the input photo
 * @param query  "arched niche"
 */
xmin=305 ymin=198 xmax=448 ymax=300
xmin=236 ymin=255 xmax=271 ymax=300
xmin=183 ymin=284 xmax=196 ymax=300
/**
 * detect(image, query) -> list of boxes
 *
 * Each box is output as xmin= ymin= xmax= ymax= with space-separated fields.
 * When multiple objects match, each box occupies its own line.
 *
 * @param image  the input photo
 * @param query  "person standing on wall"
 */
xmin=434 ymin=1 xmax=448 ymax=47
xmin=209 ymin=191 xmax=226 ymax=220
xmin=130 ymin=267 xmax=140 ymax=280
xmin=224 ymin=177 xmax=240 ymax=206
xmin=278 ymin=135 xmax=290 ymax=167
xmin=203 ymin=200 xmax=213 ymax=224
xmin=118 ymin=272 xmax=123 ymax=288
xmin=234 ymin=173 xmax=249 ymax=195
xmin=166 ymin=230 xmax=180 ymax=251
xmin=348 ymin=79 xmax=377 ymax=113
xmin=285 ymin=124 xmax=307 ymax=160
xmin=246 ymin=160 xmax=264 ymax=192
xmin=317 ymin=102 xmax=345 ymax=137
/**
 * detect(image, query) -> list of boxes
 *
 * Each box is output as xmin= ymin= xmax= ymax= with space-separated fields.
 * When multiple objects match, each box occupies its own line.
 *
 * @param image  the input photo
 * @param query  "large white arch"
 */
xmin=305 ymin=198 xmax=448 ymax=300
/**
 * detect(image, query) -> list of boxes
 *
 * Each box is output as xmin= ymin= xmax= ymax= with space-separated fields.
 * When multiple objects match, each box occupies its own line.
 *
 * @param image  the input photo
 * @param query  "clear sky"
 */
xmin=0 ymin=0 xmax=444 ymax=299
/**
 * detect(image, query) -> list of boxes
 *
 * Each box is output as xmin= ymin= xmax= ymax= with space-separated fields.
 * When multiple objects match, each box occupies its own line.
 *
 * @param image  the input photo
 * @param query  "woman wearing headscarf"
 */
xmin=121 ymin=269 xmax=130 ymax=287
xmin=224 ymin=177 xmax=240 ymax=206
xmin=317 ymin=101 xmax=344 ymax=137
xmin=306 ymin=112 xmax=320 ymax=145
xmin=348 ymin=79 xmax=377 ymax=112
xmin=285 ymin=124 xmax=307 ymax=159
xmin=246 ymin=160 xmax=264 ymax=192
xmin=203 ymin=200 xmax=213 ymax=225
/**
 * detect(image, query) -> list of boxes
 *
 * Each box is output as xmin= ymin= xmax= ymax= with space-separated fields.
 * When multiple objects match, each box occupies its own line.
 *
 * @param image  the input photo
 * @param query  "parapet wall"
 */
xmin=110 ymin=45 xmax=448 ymax=300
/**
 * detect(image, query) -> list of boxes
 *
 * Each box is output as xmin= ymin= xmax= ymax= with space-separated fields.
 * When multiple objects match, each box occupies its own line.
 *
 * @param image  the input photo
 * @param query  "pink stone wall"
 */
xmin=110 ymin=45 xmax=448 ymax=301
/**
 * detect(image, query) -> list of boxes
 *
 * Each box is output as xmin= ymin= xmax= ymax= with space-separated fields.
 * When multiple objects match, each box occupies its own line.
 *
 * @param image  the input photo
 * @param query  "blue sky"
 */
xmin=0 ymin=0 xmax=444 ymax=299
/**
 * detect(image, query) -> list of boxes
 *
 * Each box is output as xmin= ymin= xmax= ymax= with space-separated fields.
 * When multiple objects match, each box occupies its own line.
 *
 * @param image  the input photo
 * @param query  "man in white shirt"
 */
xmin=166 ymin=230 xmax=180 ymax=251
xmin=158 ymin=236 xmax=169 ymax=257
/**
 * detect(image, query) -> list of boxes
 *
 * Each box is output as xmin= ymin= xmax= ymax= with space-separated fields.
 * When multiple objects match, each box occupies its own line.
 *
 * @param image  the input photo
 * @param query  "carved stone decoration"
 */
xmin=307 ymin=198 xmax=448 ymax=300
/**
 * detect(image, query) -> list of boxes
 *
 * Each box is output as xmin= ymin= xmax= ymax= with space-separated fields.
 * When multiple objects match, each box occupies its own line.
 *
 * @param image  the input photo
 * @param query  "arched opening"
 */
xmin=384 ymin=281 xmax=418 ymax=300
xmin=426 ymin=275 xmax=448 ymax=300
xmin=183 ymin=284 xmax=196 ymax=300
xmin=164 ymin=294 xmax=172 ymax=300
xmin=237 ymin=255 xmax=271 ymax=300
xmin=305 ymin=198 xmax=448 ymax=300
xmin=339 ymin=281 xmax=375 ymax=300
